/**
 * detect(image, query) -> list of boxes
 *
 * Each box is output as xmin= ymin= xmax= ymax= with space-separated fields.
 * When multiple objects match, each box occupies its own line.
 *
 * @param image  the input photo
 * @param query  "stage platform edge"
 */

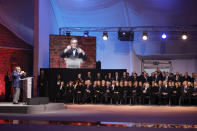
xmin=0 ymin=103 xmax=66 ymax=114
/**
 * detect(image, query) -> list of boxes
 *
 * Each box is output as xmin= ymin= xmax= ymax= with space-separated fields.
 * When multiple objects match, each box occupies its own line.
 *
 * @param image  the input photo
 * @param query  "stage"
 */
xmin=0 ymin=102 xmax=65 ymax=114
xmin=0 ymin=104 xmax=197 ymax=131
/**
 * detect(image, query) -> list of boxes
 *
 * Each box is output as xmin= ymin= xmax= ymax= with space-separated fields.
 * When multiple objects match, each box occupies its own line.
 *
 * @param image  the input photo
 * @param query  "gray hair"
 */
xmin=70 ymin=38 xmax=78 ymax=43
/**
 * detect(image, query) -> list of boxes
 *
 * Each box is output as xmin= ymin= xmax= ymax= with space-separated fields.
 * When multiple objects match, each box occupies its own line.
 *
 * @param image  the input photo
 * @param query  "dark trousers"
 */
xmin=141 ymin=95 xmax=150 ymax=105
xmin=159 ymin=95 xmax=169 ymax=105
xmin=104 ymin=93 xmax=111 ymax=104
xmin=82 ymin=92 xmax=92 ymax=103
xmin=180 ymin=95 xmax=191 ymax=105
xmin=170 ymin=95 xmax=180 ymax=105
xmin=112 ymin=93 xmax=120 ymax=104
xmin=150 ymin=95 xmax=159 ymax=105
xmin=75 ymin=93 xmax=83 ymax=103
xmin=5 ymin=85 xmax=11 ymax=101
xmin=191 ymin=96 xmax=197 ymax=105
xmin=64 ymin=92 xmax=73 ymax=103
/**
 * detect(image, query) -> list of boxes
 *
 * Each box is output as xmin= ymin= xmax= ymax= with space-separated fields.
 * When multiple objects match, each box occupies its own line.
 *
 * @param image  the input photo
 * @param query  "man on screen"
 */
xmin=61 ymin=38 xmax=87 ymax=60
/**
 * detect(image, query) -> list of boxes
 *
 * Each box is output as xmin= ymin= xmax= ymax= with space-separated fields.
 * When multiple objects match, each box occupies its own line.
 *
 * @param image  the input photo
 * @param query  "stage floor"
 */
xmin=0 ymin=104 xmax=197 ymax=131
xmin=0 ymin=102 xmax=65 ymax=114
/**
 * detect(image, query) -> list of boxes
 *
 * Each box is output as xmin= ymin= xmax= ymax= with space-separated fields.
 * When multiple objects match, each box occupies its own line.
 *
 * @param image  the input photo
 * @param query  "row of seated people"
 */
xmin=55 ymin=79 xmax=197 ymax=105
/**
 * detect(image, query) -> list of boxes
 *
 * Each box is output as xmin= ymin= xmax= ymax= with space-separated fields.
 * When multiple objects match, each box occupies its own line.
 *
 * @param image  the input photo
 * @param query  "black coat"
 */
xmin=60 ymin=48 xmax=87 ymax=61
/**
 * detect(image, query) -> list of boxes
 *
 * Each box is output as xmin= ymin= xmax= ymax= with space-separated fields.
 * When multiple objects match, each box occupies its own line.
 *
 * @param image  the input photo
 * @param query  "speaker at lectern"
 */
xmin=64 ymin=58 xmax=83 ymax=68
xmin=20 ymin=77 xmax=34 ymax=102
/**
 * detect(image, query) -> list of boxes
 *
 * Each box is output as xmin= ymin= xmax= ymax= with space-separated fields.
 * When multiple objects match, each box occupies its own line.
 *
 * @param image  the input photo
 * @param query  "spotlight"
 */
xmin=66 ymin=31 xmax=71 ymax=36
xmin=84 ymin=31 xmax=89 ymax=37
xmin=142 ymin=32 xmax=148 ymax=40
xmin=161 ymin=33 xmax=167 ymax=39
xmin=102 ymin=32 xmax=108 ymax=40
xmin=182 ymin=32 xmax=188 ymax=40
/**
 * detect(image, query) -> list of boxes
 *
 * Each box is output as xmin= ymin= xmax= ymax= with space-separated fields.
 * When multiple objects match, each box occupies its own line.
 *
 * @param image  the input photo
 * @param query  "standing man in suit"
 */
xmin=12 ymin=66 xmax=26 ymax=104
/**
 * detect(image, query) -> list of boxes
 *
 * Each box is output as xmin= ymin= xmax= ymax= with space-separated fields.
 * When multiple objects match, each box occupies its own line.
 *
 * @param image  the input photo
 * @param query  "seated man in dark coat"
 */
xmin=180 ymin=81 xmax=192 ymax=105
xmin=191 ymin=81 xmax=197 ymax=105
xmin=159 ymin=80 xmax=170 ymax=105
xmin=169 ymin=82 xmax=181 ymax=105
xmin=141 ymin=82 xmax=151 ymax=105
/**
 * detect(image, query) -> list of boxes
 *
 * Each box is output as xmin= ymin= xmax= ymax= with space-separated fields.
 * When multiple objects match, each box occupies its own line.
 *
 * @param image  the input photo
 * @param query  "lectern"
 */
xmin=21 ymin=77 xmax=34 ymax=102
xmin=64 ymin=58 xmax=83 ymax=68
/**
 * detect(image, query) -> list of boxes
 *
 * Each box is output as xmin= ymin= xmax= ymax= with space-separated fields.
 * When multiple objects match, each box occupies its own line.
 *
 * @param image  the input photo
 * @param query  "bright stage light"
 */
xmin=102 ymin=32 xmax=108 ymax=40
xmin=161 ymin=33 xmax=167 ymax=39
xmin=142 ymin=32 xmax=148 ymax=40
xmin=182 ymin=33 xmax=188 ymax=40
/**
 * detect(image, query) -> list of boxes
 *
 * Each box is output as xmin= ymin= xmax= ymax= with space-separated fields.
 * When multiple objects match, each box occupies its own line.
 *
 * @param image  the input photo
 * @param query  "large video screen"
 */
xmin=50 ymin=35 xmax=96 ymax=68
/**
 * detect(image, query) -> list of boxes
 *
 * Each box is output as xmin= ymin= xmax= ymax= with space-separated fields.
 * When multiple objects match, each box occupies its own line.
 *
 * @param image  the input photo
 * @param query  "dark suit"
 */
xmin=114 ymin=75 xmax=120 ymax=81
xmin=150 ymin=86 xmax=160 ymax=104
xmin=56 ymin=85 xmax=65 ymax=102
xmin=140 ymin=76 xmax=149 ymax=84
xmin=37 ymin=75 xmax=48 ymax=97
xmin=169 ymin=86 xmax=181 ymax=105
xmin=141 ymin=87 xmax=151 ymax=104
xmin=61 ymin=48 xmax=87 ymax=60
xmin=173 ymin=75 xmax=181 ymax=82
xmin=64 ymin=85 xmax=74 ymax=103
xmin=103 ymin=86 xmax=112 ymax=104
xmin=180 ymin=86 xmax=192 ymax=105
xmin=130 ymin=86 xmax=141 ymax=104
xmin=4 ymin=74 xmax=12 ymax=101
xmin=75 ymin=85 xmax=85 ymax=103
xmin=191 ymin=87 xmax=197 ymax=105
xmin=82 ymin=85 xmax=93 ymax=103
xmin=159 ymin=85 xmax=170 ymax=105
xmin=112 ymin=85 xmax=122 ymax=104
xmin=182 ymin=75 xmax=192 ymax=82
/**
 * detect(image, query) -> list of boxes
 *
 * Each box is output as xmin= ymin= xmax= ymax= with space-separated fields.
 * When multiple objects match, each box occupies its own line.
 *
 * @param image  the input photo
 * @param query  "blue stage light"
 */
xmin=161 ymin=33 xmax=167 ymax=39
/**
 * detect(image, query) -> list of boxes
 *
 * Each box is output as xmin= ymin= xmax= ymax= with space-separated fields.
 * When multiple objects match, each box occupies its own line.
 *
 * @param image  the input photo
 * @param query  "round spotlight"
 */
xmin=84 ymin=31 xmax=89 ymax=37
xmin=142 ymin=32 xmax=148 ymax=40
xmin=102 ymin=32 xmax=108 ymax=40
xmin=182 ymin=33 xmax=188 ymax=40
xmin=161 ymin=33 xmax=167 ymax=39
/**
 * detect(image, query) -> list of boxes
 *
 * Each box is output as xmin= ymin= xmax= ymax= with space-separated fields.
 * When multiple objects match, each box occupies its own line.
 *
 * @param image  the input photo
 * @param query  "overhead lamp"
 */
xmin=161 ymin=33 xmax=167 ymax=39
xmin=142 ymin=32 xmax=148 ymax=40
xmin=181 ymin=32 xmax=188 ymax=40
xmin=102 ymin=32 xmax=108 ymax=40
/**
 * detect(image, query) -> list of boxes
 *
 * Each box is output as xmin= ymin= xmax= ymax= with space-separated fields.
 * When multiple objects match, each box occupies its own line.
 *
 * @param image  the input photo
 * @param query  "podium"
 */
xmin=64 ymin=58 xmax=83 ymax=68
xmin=21 ymin=77 xmax=34 ymax=102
